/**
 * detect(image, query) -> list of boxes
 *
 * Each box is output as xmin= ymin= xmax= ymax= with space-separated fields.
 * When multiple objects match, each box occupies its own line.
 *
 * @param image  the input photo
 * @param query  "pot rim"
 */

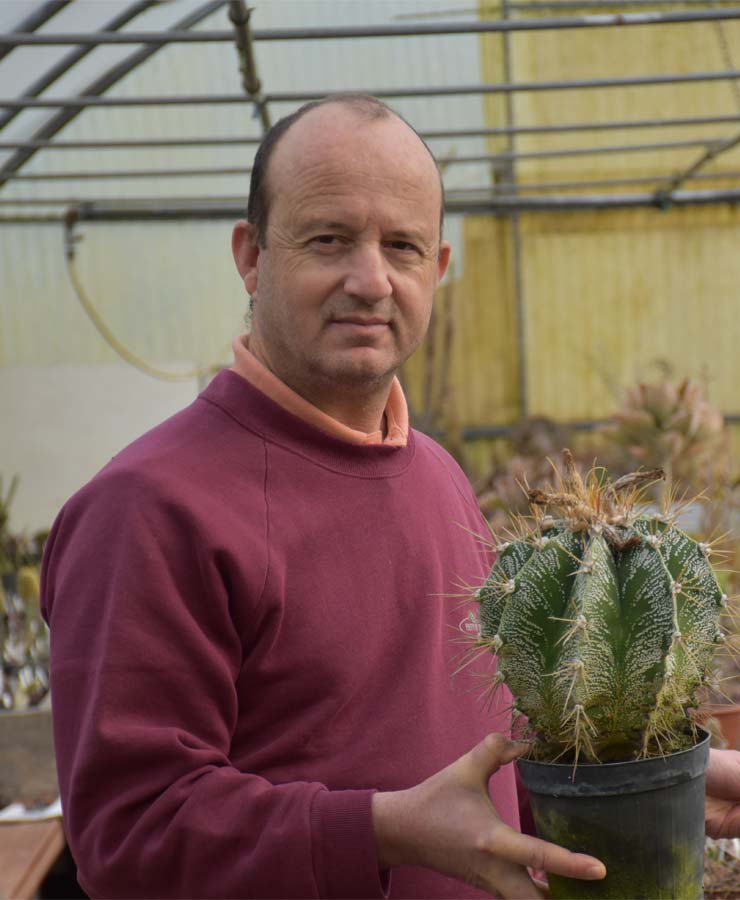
xmin=697 ymin=702 xmax=740 ymax=714
xmin=516 ymin=729 xmax=710 ymax=796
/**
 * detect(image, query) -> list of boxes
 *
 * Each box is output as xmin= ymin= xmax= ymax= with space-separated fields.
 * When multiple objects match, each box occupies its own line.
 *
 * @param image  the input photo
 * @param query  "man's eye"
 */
xmin=388 ymin=240 xmax=419 ymax=253
xmin=312 ymin=234 xmax=340 ymax=245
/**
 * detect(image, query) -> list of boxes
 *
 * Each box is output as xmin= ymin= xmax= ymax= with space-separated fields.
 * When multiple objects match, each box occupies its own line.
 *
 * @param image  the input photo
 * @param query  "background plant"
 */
xmin=0 ymin=475 xmax=50 ymax=711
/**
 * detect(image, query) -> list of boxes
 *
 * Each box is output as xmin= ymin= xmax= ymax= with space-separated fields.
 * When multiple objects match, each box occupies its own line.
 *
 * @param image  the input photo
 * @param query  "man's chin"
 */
xmin=320 ymin=352 xmax=399 ymax=387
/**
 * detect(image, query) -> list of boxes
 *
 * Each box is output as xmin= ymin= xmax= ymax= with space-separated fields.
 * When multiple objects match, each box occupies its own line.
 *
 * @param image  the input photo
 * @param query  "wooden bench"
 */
xmin=0 ymin=820 xmax=65 ymax=899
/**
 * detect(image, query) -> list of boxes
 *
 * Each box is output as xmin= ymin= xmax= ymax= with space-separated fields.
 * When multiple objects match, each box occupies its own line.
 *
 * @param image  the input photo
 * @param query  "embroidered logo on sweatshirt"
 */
xmin=458 ymin=613 xmax=481 ymax=636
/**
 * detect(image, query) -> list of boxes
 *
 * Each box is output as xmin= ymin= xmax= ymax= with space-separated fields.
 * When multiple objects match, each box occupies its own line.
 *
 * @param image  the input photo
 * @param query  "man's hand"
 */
xmin=706 ymin=748 xmax=740 ymax=839
xmin=372 ymin=733 xmax=606 ymax=899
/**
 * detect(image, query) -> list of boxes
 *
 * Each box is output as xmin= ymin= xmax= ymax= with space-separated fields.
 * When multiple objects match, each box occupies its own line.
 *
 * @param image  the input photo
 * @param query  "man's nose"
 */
xmin=343 ymin=244 xmax=392 ymax=303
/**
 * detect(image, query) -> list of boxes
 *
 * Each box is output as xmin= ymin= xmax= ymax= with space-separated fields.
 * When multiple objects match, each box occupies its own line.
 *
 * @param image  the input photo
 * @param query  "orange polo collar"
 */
xmin=230 ymin=333 xmax=409 ymax=447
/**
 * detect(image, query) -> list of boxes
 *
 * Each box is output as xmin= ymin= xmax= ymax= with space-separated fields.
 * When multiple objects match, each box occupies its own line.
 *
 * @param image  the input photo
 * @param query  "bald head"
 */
xmin=246 ymin=94 xmax=445 ymax=247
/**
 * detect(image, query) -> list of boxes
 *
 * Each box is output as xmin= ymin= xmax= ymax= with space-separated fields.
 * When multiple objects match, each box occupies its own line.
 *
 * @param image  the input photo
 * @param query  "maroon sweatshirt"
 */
xmin=41 ymin=370 xmax=521 ymax=899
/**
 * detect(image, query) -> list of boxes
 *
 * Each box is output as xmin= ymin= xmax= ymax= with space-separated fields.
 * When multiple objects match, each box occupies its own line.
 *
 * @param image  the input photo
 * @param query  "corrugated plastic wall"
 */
xmin=416 ymin=8 xmax=740 ymax=444
xmin=0 ymin=0 xmax=488 ymax=368
xmin=480 ymin=17 xmax=740 ymax=184
xmin=520 ymin=205 xmax=740 ymax=421
xmin=0 ymin=220 xmax=245 ymax=367
xmin=406 ymin=200 xmax=740 ymax=480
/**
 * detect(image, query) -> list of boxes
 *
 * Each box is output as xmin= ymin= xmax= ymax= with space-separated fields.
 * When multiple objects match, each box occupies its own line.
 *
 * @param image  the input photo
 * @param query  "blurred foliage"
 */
xmin=0 ymin=476 xmax=50 ymax=711
xmin=475 ymin=374 xmax=737 ymax=539
xmin=599 ymin=374 xmax=731 ymax=500
xmin=598 ymin=375 xmax=738 ymax=602
xmin=475 ymin=417 xmax=572 ymax=533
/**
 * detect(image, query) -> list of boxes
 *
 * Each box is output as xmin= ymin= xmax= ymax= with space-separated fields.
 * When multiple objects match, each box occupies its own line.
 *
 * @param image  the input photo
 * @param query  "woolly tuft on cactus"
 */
xmin=474 ymin=450 xmax=729 ymax=764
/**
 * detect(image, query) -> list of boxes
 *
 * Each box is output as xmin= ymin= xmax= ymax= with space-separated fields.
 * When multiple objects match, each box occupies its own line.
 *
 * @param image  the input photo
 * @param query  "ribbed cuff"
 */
xmin=310 ymin=788 xmax=390 ymax=899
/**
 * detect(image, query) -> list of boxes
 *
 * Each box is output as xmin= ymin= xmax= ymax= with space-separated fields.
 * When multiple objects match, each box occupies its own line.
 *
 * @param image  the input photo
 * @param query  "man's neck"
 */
xmin=306 ymin=389 xmax=389 ymax=437
xmin=248 ymin=337 xmax=392 ymax=436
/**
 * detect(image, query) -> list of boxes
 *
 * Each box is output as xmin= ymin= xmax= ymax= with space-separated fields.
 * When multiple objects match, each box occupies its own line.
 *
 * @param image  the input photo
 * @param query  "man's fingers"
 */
xmin=479 ymin=825 xmax=607 ymax=882
xmin=483 ymin=862 xmax=547 ymax=900
xmin=706 ymin=796 xmax=740 ymax=839
xmin=706 ymin=749 xmax=740 ymax=800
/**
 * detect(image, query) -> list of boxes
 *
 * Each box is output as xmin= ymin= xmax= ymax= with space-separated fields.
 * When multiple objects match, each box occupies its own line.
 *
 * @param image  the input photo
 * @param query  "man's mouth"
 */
xmin=330 ymin=317 xmax=391 ymax=338
xmin=332 ymin=317 xmax=389 ymax=327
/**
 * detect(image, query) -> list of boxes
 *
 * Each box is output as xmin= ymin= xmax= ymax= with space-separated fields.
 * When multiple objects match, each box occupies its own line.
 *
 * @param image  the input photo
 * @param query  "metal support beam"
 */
xmin=654 ymin=19 xmax=740 ymax=204
xmin=654 ymin=131 xmax=740 ymax=204
xmin=8 ymin=166 xmax=259 ymax=181
xmin=5 ymin=7 xmax=740 ymax=44
xmin=5 ymin=187 xmax=726 ymax=222
xmin=0 ymin=1 xmax=157 ymax=135
xmin=0 ymin=137 xmax=263 ymax=150
xmin=228 ymin=0 xmax=270 ymax=131
xmin=4 ymin=70 xmax=740 ymax=111
xmin=1 ymin=115 xmax=739 ymax=152
xmin=421 ymin=114 xmax=740 ymax=138
xmin=2 ymin=183 xmax=740 ymax=216
xmin=447 ymin=187 xmax=740 ymax=211
xmin=461 ymin=413 xmax=740 ymax=439
xmin=0 ymin=1 xmax=228 ymax=191
xmin=4 ymin=164 xmax=740 ymax=208
xmin=483 ymin=168 xmax=740 ymax=192
xmin=416 ymin=0 xmax=740 ymax=10
xmin=3 ymin=137 xmax=723 ymax=182
xmin=507 ymin=0 xmax=740 ymax=7
xmin=498 ymin=0 xmax=528 ymax=421
xmin=0 ymin=1 xmax=70 ymax=63
xmin=466 ymin=137 xmax=723 ymax=160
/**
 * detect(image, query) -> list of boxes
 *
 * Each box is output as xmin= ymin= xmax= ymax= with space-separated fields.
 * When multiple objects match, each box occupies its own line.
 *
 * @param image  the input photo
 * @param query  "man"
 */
xmin=39 ymin=94 xmax=735 ymax=899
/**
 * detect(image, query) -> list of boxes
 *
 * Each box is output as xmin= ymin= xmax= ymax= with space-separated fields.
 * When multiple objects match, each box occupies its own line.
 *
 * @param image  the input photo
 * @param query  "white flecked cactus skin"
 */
xmin=475 ymin=451 xmax=728 ymax=763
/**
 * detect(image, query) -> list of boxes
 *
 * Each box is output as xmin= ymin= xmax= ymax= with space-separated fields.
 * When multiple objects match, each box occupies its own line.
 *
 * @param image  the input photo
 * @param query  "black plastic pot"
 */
xmin=517 ymin=731 xmax=710 ymax=899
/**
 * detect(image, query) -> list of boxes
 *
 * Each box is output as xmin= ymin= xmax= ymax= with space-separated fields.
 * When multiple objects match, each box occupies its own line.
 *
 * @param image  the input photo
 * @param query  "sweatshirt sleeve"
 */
xmin=41 ymin=468 xmax=388 ymax=900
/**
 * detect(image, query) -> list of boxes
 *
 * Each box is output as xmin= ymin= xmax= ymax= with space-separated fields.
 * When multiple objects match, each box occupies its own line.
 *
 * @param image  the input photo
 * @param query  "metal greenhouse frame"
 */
xmin=1 ymin=0 xmax=740 ymax=223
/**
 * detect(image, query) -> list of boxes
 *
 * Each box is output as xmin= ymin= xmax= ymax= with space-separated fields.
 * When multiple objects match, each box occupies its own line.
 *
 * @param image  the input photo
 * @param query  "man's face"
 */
xmin=232 ymin=106 xmax=450 ymax=410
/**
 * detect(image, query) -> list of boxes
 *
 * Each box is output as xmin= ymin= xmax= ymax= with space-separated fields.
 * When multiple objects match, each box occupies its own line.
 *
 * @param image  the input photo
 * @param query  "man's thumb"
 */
xmin=463 ymin=733 xmax=530 ymax=785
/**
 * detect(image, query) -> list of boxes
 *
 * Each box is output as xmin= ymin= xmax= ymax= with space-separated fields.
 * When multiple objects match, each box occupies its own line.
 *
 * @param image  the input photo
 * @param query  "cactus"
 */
xmin=475 ymin=450 xmax=729 ymax=764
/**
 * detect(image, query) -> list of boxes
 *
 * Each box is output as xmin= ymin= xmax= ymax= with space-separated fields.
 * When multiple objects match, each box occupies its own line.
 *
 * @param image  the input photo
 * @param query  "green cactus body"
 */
xmin=476 ymin=457 xmax=726 ymax=762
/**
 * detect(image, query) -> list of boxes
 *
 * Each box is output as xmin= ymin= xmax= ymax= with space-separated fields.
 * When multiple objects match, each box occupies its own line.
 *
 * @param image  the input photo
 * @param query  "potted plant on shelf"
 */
xmin=471 ymin=450 xmax=734 ymax=899
xmin=0 ymin=474 xmax=55 ymax=811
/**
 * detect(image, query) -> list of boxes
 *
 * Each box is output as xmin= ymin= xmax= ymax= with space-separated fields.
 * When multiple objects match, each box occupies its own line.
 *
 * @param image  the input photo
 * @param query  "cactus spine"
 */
xmin=476 ymin=451 xmax=727 ymax=763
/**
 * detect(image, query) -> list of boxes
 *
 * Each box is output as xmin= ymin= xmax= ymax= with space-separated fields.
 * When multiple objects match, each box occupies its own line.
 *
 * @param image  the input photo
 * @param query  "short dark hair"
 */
xmin=246 ymin=93 xmax=445 ymax=247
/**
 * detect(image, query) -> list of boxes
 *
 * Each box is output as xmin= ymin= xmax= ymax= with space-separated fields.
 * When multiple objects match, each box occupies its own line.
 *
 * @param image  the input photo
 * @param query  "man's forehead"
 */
xmin=271 ymin=173 xmax=442 ymax=246
xmin=266 ymin=106 xmax=441 ymax=201
xmin=277 ymin=103 xmax=419 ymax=155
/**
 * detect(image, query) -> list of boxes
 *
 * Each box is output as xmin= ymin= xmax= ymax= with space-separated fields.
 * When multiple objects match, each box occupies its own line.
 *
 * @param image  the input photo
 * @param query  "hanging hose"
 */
xmin=63 ymin=208 xmax=230 ymax=383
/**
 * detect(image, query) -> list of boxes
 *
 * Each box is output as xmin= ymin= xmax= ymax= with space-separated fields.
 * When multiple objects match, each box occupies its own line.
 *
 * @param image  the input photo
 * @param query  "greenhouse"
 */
xmin=1 ymin=1 xmax=739 ymax=897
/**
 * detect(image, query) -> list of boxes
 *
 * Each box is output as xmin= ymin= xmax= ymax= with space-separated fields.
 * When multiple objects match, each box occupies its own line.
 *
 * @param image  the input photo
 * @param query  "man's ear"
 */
xmin=232 ymin=220 xmax=261 ymax=295
xmin=436 ymin=240 xmax=452 ymax=284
